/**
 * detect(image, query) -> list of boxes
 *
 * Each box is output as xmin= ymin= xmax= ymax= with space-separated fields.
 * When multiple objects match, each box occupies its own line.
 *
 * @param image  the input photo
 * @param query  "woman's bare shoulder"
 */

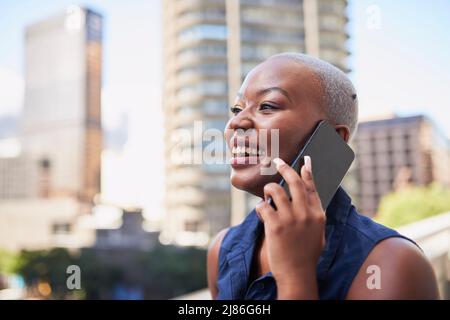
xmin=207 ymin=228 xmax=230 ymax=299
xmin=346 ymin=237 xmax=440 ymax=299
xmin=208 ymin=228 xmax=230 ymax=256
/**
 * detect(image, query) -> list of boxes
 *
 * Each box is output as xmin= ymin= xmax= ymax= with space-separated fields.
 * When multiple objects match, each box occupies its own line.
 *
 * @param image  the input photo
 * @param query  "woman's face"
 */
xmin=224 ymin=56 xmax=326 ymax=198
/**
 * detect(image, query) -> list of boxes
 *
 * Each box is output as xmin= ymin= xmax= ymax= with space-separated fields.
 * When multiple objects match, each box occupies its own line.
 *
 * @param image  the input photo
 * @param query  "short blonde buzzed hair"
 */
xmin=270 ymin=52 xmax=359 ymax=139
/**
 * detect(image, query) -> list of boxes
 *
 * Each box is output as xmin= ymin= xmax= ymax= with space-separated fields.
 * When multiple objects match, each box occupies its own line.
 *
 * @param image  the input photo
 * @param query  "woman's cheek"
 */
xmin=279 ymin=130 xmax=308 ymax=161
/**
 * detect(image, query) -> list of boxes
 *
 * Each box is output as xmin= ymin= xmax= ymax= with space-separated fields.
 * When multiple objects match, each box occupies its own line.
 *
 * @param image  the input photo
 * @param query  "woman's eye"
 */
xmin=259 ymin=103 xmax=278 ymax=111
xmin=230 ymin=106 xmax=242 ymax=114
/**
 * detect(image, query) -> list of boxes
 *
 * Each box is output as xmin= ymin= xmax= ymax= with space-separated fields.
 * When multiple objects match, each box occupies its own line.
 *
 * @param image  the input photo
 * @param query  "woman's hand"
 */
xmin=255 ymin=156 xmax=326 ymax=299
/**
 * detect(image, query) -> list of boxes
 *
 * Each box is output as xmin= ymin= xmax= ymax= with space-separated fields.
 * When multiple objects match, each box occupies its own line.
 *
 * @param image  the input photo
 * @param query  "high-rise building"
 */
xmin=352 ymin=115 xmax=450 ymax=216
xmin=162 ymin=0 xmax=350 ymax=246
xmin=0 ymin=6 xmax=103 ymax=251
xmin=226 ymin=0 xmax=350 ymax=225
xmin=18 ymin=5 xmax=103 ymax=203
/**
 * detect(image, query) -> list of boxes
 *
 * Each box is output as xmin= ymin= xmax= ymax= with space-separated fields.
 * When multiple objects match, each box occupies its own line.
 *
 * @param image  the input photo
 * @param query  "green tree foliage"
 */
xmin=72 ymin=249 xmax=123 ymax=299
xmin=138 ymin=245 xmax=207 ymax=299
xmin=0 ymin=249 xmax=17 ymax=275
xmin=10 ymin=245 xmax=207 ymax=299
xmin=376 ymin=184 xmax=450 ymax=228
xmin=13 ymin=248 xmax=76 ymax=299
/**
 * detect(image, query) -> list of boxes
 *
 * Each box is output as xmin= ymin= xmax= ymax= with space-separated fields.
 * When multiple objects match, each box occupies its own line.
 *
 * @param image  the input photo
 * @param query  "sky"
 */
xmin=348 ymin=0 xmax=450 ymax=132
xmin=0 ymin=0 xmax=449 ymax=218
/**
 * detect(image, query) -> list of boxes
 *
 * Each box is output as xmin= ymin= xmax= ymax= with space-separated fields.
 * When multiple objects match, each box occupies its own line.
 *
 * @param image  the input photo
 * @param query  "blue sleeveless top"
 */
xmin=216 ymin=187 xmax=417 ymax=300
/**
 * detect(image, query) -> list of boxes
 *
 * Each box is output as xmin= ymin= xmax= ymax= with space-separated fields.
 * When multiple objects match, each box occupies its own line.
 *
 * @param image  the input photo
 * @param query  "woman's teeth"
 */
xmin=232 ymin=146 xmax=264 ymax=157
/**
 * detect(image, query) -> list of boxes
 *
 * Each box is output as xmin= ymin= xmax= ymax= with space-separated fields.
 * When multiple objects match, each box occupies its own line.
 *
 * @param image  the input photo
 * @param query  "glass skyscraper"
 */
xmin=19 ymin=6 xmax=102 ymax=203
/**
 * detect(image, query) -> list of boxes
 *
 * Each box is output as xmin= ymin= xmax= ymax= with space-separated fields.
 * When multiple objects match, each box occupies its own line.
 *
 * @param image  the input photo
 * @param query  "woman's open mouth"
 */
xmin=230 ymin=145 xmax=265 ymax=167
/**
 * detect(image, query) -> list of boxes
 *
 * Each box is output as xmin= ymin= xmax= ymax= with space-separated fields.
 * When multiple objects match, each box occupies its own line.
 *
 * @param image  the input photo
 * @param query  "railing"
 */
xmin=397 ymin=211 xmax=450 ymax=299
xmin=175 ymin=211 xmax=450 ymax=300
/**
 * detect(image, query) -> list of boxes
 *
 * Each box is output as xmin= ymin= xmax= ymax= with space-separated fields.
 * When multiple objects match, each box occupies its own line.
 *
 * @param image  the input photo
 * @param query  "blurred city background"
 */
xmin=0 ymin=0 xmax=450 ymax=300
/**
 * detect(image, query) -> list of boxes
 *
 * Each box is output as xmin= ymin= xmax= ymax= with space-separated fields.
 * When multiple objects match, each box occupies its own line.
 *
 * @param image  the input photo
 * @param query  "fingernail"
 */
xmin=273 ymin=158 xmax=284 ymax=167
xmin=305 ymin=155 xmax=312 ymax=173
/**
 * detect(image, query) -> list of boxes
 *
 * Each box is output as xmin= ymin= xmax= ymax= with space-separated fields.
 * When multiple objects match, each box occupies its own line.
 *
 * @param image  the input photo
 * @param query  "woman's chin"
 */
xmin=230 ymin=171 xmax=259 ymax=194
xmin=230 ymin=168 xmax=277 ymax=198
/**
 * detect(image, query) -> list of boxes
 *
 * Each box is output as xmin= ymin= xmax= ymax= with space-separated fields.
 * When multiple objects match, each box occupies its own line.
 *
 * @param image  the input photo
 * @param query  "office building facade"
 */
xmin=352 ymin=115 xmax=450 ymax=216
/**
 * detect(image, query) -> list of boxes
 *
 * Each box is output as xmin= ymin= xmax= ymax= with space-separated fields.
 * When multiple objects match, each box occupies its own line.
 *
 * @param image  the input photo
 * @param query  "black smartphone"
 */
xmin=268 ymin=120 xmax=355 ymax=210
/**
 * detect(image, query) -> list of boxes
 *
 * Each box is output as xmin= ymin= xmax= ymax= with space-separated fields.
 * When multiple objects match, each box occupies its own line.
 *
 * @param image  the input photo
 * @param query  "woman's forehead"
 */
xmin=238 ymin=58 xmax=319 ymax=100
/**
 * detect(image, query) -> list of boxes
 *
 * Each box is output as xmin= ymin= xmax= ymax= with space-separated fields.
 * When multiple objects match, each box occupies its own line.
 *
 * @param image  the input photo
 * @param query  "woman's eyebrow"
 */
xmin=236 ymin=86 xmax=293 ymax=103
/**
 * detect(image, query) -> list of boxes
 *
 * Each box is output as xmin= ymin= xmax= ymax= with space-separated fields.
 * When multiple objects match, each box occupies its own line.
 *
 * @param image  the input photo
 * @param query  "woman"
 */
xmin=207 ymin=53 xmax=439 ymax=300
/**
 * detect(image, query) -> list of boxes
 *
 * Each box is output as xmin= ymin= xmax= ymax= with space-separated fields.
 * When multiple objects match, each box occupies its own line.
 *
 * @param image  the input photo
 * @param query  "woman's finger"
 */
xmin=263 ymin=182 xmax=291 ymax=215
xmin=255 ymin=200 xmax=276 ymax=224
xmin=300 ymin=156 xmax=323 ymax=211
xmin=300 ymin=156 xmax=316 ymax=192
xmin=273 ymin=158 xmax=308 ymax=212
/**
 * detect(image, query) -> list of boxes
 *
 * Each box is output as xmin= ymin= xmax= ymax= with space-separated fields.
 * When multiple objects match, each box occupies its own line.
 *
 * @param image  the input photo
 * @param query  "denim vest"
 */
xmin=216 ymin=187 xmax=416 ymax=300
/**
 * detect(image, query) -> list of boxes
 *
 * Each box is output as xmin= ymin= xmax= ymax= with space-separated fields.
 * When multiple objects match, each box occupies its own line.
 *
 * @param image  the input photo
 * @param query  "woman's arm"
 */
xmin=346 ymin=237 xmax=440 ymax=299
xmin=207 ymin=228 xmax=229 ymax=299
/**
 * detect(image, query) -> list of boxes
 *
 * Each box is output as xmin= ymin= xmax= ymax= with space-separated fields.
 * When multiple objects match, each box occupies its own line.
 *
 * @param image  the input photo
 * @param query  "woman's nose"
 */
xmin=228 ymin=110 xmax=254 ymax=131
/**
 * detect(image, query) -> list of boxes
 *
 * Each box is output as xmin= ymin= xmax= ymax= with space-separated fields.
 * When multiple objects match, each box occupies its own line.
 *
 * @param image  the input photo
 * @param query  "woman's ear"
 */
xmin=334 ymin=125 xmax=351 ymax=143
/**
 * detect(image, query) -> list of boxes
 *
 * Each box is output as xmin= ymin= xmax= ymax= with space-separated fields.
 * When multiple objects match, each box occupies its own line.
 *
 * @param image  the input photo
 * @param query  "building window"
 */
xmin=175 ymin=105 xmax=197 ymax=117
xmin=241 ymin=44 xmax=302 ymax=60
xmin=202 ymin=176 xmax=230 ymax=190
xmin=319 ymin=15 xmax=344 ymax=31
xmin=202 ymin=162 xmax=228 ymax=173
xmin=178 ymin=44 xmax=227 ymax=60
xmin=185 ymin=220 xmax=200 ymax=232
xmin=203 ymin=99 xmax=228 ymax=115
xmin=242 ymin=0 xmax=301 ymax=6
xmin=175 ymin=100 xmax=228 ymax=117
xmin=52 ymin=223 xmax=71 ymax=234
xmin=177 ymin=63 xmax=227 ymax=78
xmin=241 ymin=27 xmax=303 ymax=42
xmin=176 ymin=80 xmax=227 ymax=99
xmin=179 ymin=8 xmax=226 ymax=21
xmin=241 ymin=7 xmax=302 ymax=26
xmin=178 ymin=24 xmax=227 ymax=42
